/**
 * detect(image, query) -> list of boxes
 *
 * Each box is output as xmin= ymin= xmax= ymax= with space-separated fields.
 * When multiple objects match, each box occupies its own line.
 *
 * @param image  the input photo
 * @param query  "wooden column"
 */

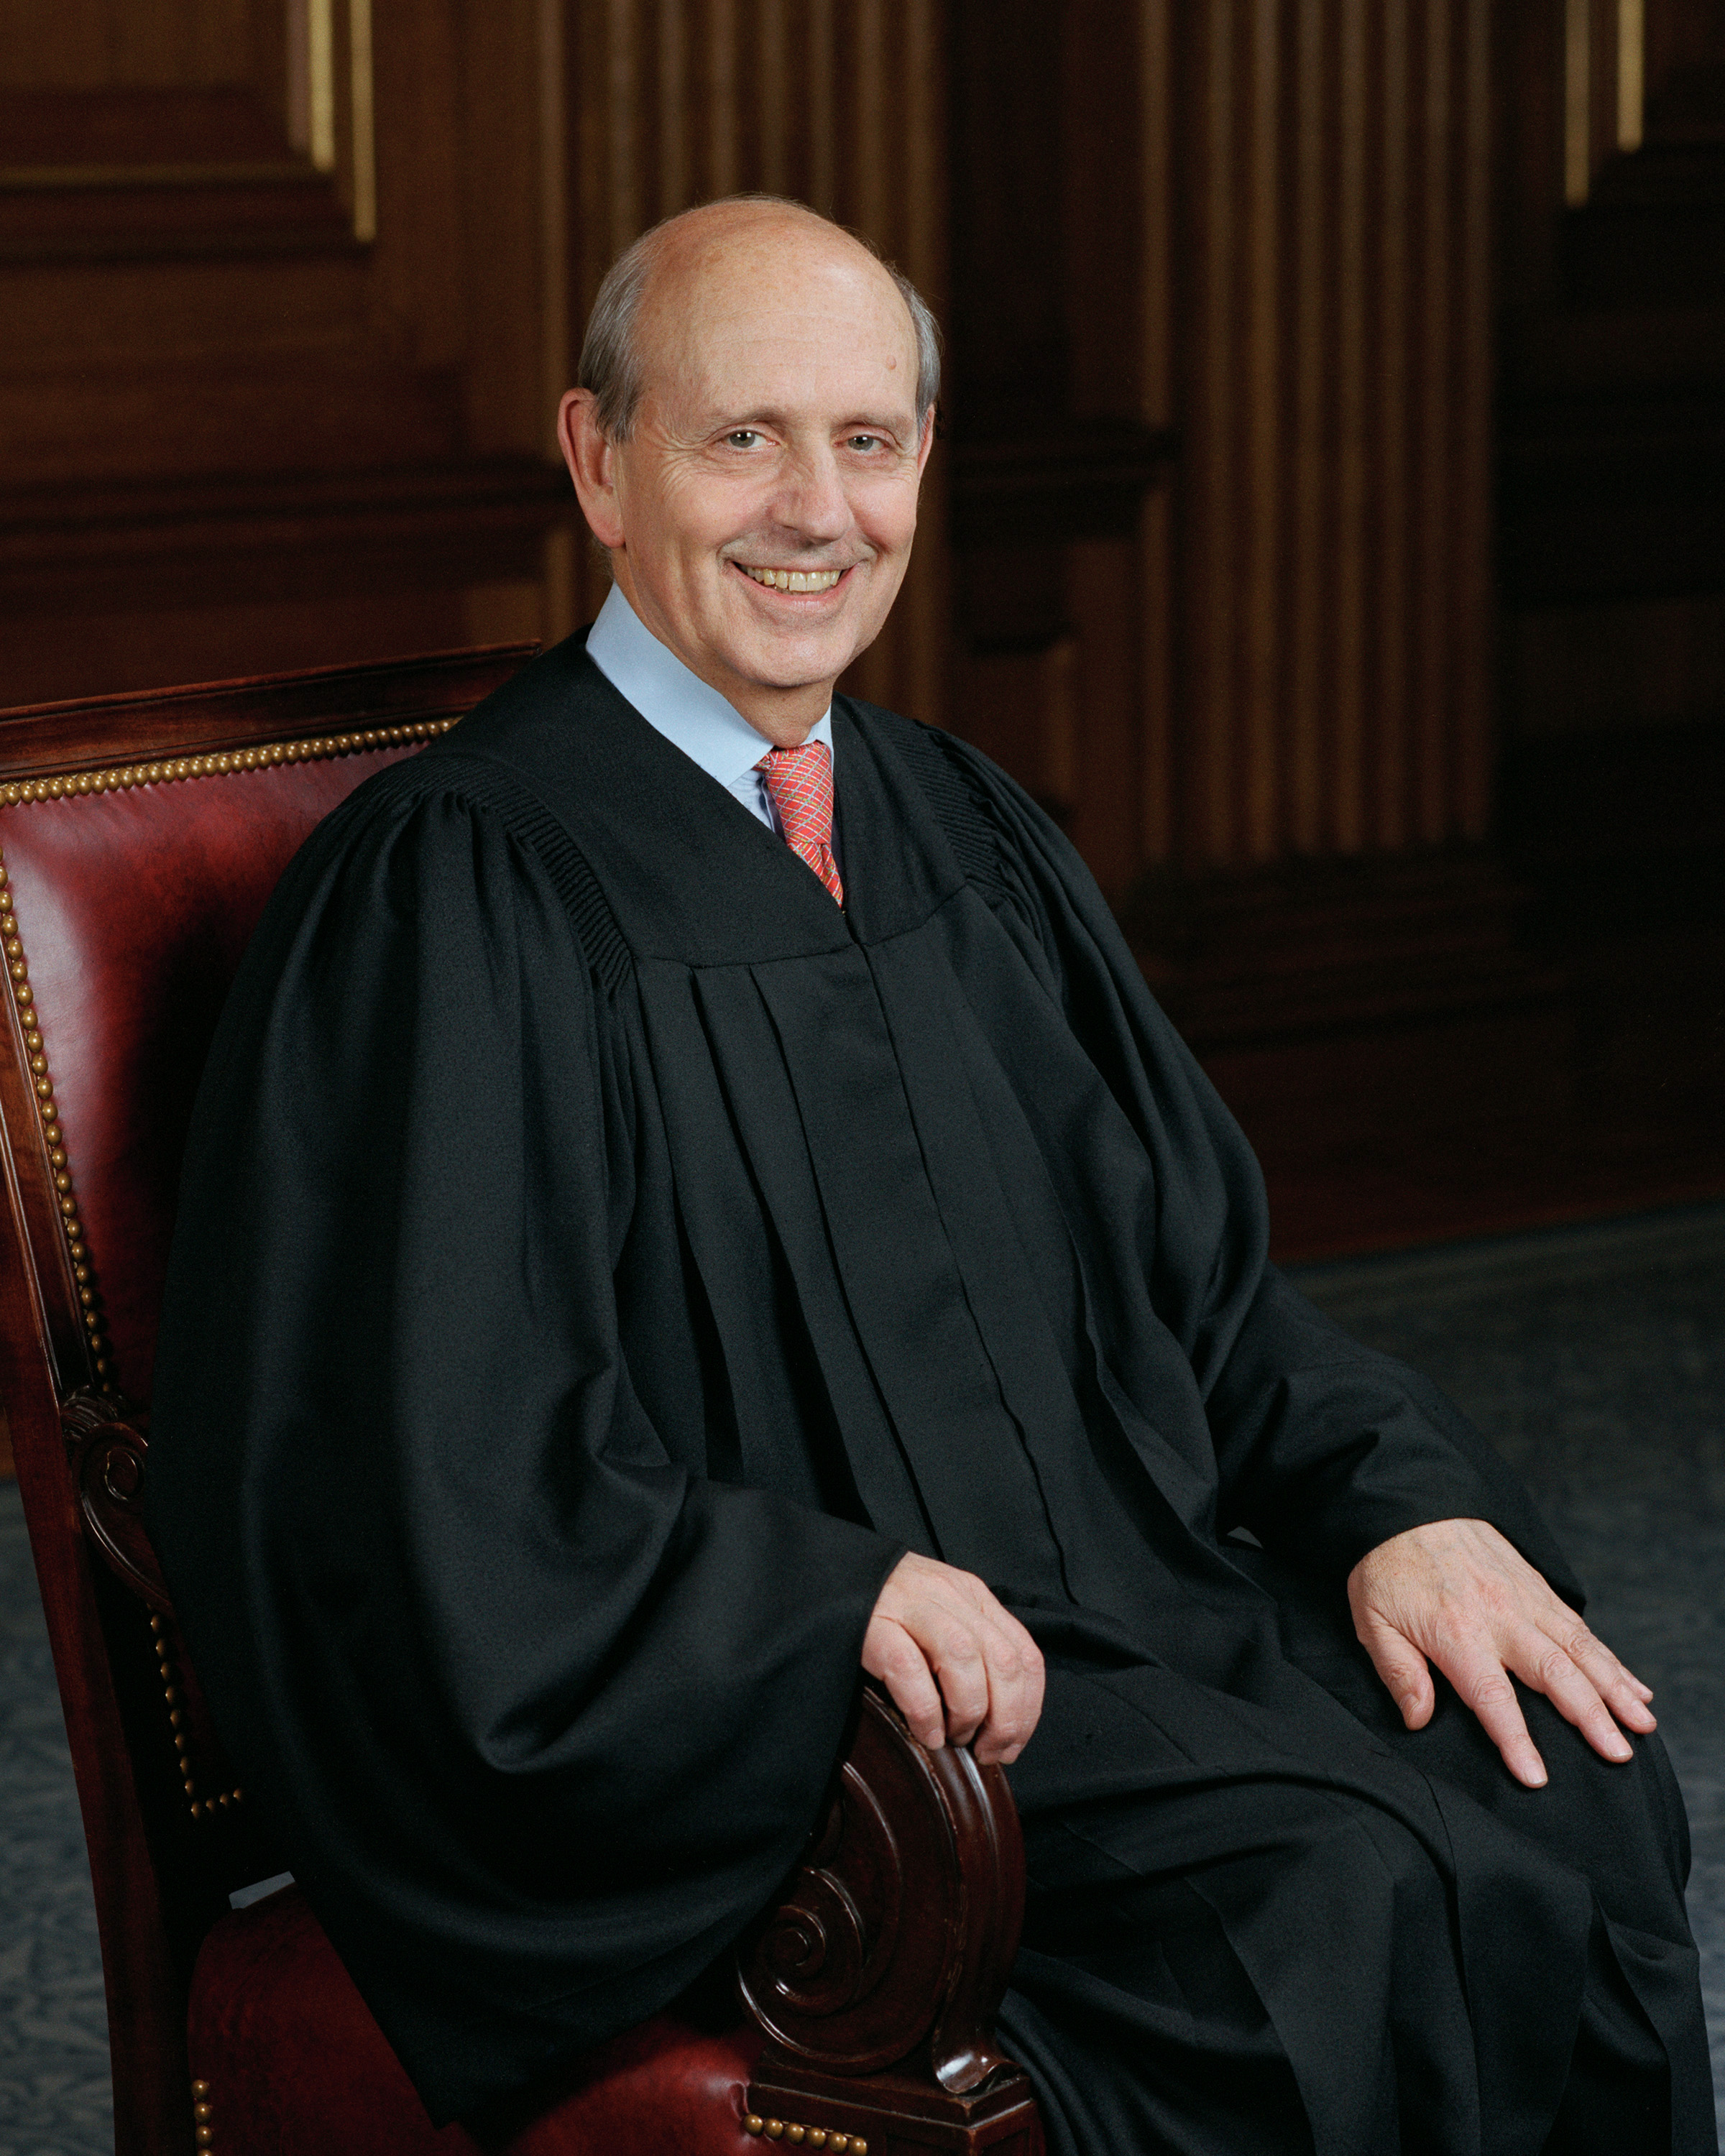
xmin=562 ymin=0 xmax=949 ymax=721
xmin=1172 ymin=0 xmax=1496 ymax=872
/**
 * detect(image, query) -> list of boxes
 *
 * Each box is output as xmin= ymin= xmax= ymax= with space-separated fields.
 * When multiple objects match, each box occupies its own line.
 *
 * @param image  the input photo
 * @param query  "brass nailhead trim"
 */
xmin=191 ymin=2076 xmax=213 ymax=2149
xmin=0 ymin=717 xmax=456 ymax=808
xmin=742 ymin=2120 xmax=861 ymax=2152
xmin=0 ymin=853 xmax=115 ymax=1396
xmin=150 ymin=1613 xmax=244 ymax=1822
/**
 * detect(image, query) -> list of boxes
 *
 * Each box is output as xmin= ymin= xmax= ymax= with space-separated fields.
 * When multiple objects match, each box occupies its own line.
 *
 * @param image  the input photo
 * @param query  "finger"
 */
xmin=970 ymin=1613 xmax=1045 ymax=1765
xmin=970 ymin=1604 xmax=1044 ymax=1747
xmin=1506 ymin=1629 xmax=1634 ymax=1764
xmin=862 ymin=1617 xmax=947 ymax=1750
xmin=914 ymin=1572 xmax=1044 ymax=1761
xmin=914 ymin=1606 xmax=995 ymax=1747
xmin=1352 ymin=1604 xmax=1435 ymax=1731
xmin=1555 ymin=1622 xmax=1657 ymax=1730
xmin=1433 ymin=1639 xmax=1547 ymax=1787
xmin=869 ymin=1559 xmax=1045 ymax=1759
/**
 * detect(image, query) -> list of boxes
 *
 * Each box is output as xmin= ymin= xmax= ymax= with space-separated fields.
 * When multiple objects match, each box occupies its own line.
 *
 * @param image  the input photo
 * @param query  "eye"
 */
xmin=724 ymin=430 xmax=764 ymax=449
xmin=846 ymin=433 xmax=884 ymax=453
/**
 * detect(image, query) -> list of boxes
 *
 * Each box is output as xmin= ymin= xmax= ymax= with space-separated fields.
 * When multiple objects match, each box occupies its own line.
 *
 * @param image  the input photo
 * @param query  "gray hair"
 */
xmin=577 ymin=195 xmax=942 ymax=441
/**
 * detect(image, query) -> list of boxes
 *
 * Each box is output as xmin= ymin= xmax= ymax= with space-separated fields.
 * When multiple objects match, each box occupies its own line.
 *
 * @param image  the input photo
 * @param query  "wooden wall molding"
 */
xmin=0 ymin=0 xmax=377 ymax=262
xmin=945 ymin=0 xmax=1174 ymax=896
xmin=1122 ymin=849 xmax=1561 ymax=1054
xmin=2 ymin=0 xmax=571 ymax=704
xmin=947 ymin=422 xmax=1177 ymax=548
xmin=0 ymin=462 xmax=574 ymax=617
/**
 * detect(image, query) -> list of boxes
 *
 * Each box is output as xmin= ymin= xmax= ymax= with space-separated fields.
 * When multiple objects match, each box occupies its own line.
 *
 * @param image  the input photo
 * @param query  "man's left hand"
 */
xmin=1347 ymin=1518 xmax=1657 ymax=1788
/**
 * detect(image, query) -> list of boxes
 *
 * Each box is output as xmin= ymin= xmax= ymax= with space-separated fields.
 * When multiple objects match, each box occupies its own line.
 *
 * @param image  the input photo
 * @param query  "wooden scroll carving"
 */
xmin=63 ymin=1388 xmax=170 ymax=1612
xmin=62 ymin=1388 xmax=243 ymax=1820
xmin=737 ymin=1683 xmax=1044 ymax=2155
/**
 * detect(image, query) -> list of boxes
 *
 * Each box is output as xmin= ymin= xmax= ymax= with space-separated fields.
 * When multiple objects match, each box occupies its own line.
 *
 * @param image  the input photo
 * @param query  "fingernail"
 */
xmin=1610 ymin=1737 xmax=1633 ymax=1761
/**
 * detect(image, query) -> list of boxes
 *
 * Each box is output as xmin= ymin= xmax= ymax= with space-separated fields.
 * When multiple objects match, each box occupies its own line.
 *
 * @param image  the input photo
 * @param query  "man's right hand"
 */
xmin=862 ymin=1552 xmax=1045 ymax=1766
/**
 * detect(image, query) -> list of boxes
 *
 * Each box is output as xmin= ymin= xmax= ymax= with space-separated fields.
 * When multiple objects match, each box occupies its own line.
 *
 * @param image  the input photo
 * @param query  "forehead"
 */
xmin=636 ymin=223 xmax=919 ymax=423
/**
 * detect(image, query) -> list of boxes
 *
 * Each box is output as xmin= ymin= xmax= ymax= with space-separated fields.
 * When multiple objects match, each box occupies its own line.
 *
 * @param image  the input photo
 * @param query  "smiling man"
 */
xmin=149 ymin=199 xmax=1714 ymax=2156
xmin=561 ymin=198 xmax=933 ymax=753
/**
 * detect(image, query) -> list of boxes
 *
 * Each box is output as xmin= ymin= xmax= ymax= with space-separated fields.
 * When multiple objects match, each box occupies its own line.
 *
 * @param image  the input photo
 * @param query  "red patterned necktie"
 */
xmin=755 ymin=742 xmax=845 ymax=908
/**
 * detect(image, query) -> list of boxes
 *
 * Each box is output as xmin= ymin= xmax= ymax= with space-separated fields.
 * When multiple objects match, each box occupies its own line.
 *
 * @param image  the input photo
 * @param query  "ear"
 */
xmin=558 ymin=387 xmax=627 ymax=550
xmin=914 ymin=403 xmax=937 ymax=478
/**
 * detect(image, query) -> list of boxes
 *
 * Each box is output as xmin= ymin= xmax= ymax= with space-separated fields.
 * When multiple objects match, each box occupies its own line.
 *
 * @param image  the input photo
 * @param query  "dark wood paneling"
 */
xmin=1 ymin=0 xmax=571 ymax=707
xmin=1172 ymin=0 xmax=1495 ymax=867
xmin=945 ymin=0 xmax=1173 ymax=895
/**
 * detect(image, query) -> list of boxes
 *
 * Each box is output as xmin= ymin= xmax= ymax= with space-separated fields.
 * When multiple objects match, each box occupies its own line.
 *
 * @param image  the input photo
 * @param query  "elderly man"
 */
xmin=148 ymin=198 xmax=1713 ymax=2156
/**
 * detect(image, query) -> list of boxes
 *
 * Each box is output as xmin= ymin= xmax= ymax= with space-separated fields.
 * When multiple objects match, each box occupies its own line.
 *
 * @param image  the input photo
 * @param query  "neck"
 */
xmin=610 ymin=559 xmax=834 ymax=749
xmin=737 ymin=695 xmax=829 ymax=750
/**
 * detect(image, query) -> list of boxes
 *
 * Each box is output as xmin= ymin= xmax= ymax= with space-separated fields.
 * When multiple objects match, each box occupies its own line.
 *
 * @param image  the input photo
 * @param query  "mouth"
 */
xmin=733 ymin=563 xmax=850 ymax=596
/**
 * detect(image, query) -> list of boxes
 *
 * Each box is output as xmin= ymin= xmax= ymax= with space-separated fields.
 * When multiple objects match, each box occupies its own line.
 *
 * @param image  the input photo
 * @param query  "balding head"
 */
xmin=558 ymin=195 xmax=938 ymax=745
xmin=579 ymin=196 xmax=941 ymax=443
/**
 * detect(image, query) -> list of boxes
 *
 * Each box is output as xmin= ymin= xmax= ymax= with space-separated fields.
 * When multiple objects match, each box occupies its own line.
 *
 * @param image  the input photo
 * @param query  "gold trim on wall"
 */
xmin=309 ymin=0 xmax=338 ymax=171
xmin=1563 ymin=0 xmax=1644 ymax=208
xmin=0 ymin=0 xmax=376 ymax=247
xmin=1565 ymin=0 xmax=1593 ymax=206
xmin=349 ymin=0 xmax=377 ymax=243
xmin=1616 ymin=0 xmax=1644 ymax=153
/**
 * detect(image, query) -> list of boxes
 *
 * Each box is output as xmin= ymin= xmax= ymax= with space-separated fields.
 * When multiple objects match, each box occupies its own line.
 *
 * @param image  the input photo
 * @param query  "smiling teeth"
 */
xmin=741 ymin=566 xmax=844 ymax=592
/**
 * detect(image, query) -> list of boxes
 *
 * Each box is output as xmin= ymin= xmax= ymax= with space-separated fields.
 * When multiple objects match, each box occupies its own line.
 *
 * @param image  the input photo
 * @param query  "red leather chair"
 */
xmin=0 ymin=652 xmax=1045 ymax=2156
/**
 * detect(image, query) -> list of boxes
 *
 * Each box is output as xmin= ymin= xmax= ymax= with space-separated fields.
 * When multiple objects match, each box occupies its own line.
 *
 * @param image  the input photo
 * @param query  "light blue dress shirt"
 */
xmin=585 ymin=581 xmax=837 ymax=850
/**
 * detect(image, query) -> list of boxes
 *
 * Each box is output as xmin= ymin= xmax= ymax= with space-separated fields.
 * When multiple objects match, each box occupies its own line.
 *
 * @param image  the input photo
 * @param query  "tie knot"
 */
xmin=755 ymin=741 xmax=834 ymax=852
xmin=755 ymin=740 xmax=844 ymax=907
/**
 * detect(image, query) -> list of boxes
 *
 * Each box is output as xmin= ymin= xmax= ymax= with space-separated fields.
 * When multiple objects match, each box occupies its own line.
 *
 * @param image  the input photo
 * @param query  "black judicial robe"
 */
xmin=146 ymin=638 xmax=1712 ymax=2155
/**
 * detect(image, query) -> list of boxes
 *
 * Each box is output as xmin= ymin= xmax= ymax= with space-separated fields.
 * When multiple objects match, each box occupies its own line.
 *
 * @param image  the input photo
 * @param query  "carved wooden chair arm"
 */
xmin=66 ymin=1396 xmax=1041 ymax=2150
xmin=736 ymin=1682 xmax=1042 ymax=2154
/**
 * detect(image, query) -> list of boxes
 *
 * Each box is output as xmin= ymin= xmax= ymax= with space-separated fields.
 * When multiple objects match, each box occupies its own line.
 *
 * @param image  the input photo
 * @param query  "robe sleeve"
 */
xmin=930 ymin=735 xmax=1583 ymax=1602
xmin=145 ymin=761 xmax=902 ymax=2125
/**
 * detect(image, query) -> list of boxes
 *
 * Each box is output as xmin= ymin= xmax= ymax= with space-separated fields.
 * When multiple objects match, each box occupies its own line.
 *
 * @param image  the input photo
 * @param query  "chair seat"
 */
xmin=188 ymin=1886 xmax=762 ymax=2155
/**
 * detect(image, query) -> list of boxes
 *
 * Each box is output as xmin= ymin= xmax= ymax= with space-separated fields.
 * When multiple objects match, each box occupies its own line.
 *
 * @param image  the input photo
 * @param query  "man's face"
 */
xmin=565 ymin=215 xmax=932 ymax=740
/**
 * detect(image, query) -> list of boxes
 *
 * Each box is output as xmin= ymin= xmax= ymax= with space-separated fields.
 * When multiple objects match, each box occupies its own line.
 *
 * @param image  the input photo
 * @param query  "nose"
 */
xmin=773 ymin=441 xmax=852 ymax=545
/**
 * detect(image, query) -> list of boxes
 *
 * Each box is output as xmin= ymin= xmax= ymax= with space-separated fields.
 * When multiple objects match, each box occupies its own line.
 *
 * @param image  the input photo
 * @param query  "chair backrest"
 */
xmin=0 ymin=645 xmax=534 ymax=2156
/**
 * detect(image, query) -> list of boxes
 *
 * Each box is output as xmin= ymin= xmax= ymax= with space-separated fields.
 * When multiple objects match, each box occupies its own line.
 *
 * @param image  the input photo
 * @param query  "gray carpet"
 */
xmin=0 ymin=1491 xmax=111 ymax=2156
xmin=1 ymin=1203 xmax=1721 ymax=2154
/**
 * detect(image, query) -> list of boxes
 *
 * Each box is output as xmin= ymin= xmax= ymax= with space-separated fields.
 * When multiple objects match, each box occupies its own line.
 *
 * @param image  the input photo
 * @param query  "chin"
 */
xmin=733 ymin=633 xmax=864 ymax=692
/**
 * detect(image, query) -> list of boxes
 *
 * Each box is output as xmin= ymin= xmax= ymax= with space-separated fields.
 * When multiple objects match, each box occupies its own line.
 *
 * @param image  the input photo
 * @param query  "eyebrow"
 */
xmin=704 ymin=407 xmax=915 ymax=440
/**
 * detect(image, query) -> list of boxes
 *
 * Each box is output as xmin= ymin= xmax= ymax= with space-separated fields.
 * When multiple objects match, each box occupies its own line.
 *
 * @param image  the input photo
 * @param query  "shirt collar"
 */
xmin=585 ymin=581 xmax=834 ymax=788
